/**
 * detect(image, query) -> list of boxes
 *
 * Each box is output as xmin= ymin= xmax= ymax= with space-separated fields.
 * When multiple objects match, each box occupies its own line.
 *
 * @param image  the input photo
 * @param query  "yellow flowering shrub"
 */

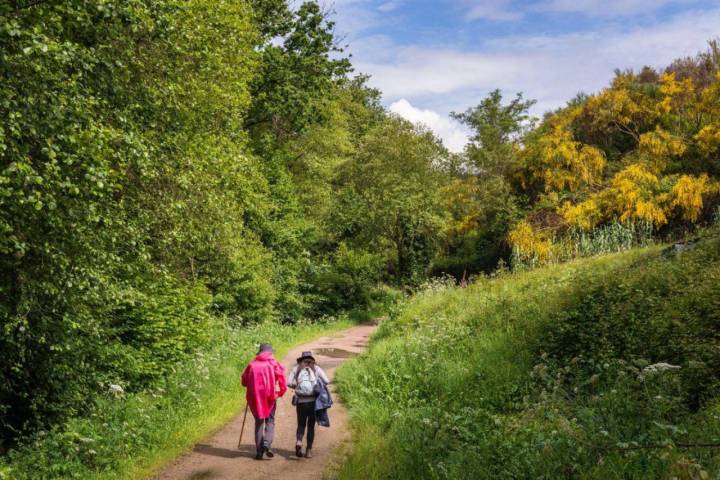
xmin=606 ymin=164 xmax=667 ymax=226
xmin=512 ymin=55 xmax=720 ymax=258
xmin=508 ymin=220 xmax=553 ymax=263
xmin=558 ymin=171 xmax=718 ymax=230
xmin=698 ymin=72 xmax=720 ymax=114
xmin=442 ymin=179 xmax=483 ymax=236
xmin=658 ymin=73 xmax=696 ymax=115
xmin=583 ymin=75 xmax=659 ymax=136
xmin=695 ymin=124 xmax=720 ymax=155
xmin=639 ymin=127 xmax=687 ymax=161
xmin=585 ymin=87 xmax=644 ymax=128
xmin=521 ymin=108 xmax=606 ymax=193
xmin=669 ymin=174 xmax=714 ymax=222
xmin=561 ymin=165 xmax=669 ymax=229
xmin=560 ymin=198 xmax=603 ymax=231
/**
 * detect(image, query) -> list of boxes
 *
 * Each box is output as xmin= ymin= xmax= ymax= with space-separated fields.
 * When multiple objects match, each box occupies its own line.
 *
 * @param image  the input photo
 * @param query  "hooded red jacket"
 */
xmin=241 ymin=352 xmax=287 ymax=419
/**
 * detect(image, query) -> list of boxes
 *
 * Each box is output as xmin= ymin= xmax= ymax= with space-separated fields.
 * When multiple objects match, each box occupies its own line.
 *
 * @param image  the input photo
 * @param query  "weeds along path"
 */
xmin=152 ymin=323 xmax=376 ymax=480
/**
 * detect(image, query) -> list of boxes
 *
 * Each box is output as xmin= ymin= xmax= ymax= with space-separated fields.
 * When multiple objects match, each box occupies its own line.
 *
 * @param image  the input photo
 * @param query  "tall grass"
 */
xmin=561 ymin=221 xmax=654 ymax=257
xmin=335 ymin=236 xmax=720 ymax=479
xmin=511 ymin=221 xmax=654 ymax=271
xmin=0 ymin=317 xmax=352 ymax=480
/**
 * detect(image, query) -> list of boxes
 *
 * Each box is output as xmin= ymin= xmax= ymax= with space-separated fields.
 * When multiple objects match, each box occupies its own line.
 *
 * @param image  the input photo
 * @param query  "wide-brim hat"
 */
xmin=296 ymin=351 xmax=315 ymax=363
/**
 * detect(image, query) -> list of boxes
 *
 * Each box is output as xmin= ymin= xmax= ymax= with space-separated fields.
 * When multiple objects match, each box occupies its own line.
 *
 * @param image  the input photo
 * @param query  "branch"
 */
xmin=611 ymin=119 xmax=640 ymax=142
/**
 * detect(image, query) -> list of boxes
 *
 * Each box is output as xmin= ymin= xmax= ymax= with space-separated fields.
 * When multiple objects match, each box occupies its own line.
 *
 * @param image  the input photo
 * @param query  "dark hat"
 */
xmin=257 ymin=343 xmax=274 ymax=354
xmin=296 ymin=351 xmax=315 ymax=363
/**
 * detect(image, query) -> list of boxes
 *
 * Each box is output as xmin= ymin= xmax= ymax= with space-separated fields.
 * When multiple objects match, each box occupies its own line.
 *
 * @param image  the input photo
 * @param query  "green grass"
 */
xmin=0 ymin=317 xmax=353 ymax=480
xmin=335 ymin=237 xmax=720 ymax=479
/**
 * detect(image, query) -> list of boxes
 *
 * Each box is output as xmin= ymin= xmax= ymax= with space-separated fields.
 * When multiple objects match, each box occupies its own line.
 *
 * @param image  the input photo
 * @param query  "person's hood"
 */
xmin=255 ymin=351 xmax=275 ymax=361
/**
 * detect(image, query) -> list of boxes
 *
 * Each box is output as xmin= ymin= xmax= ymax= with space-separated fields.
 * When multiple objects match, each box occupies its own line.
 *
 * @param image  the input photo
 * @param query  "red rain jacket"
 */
xmin=241 ymin=352 xmax=287 ymax=419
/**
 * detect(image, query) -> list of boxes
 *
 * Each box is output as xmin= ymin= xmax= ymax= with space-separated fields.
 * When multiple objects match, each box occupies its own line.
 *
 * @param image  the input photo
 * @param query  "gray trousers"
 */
xmin=254 ymin=403 xmax=276 ymax=453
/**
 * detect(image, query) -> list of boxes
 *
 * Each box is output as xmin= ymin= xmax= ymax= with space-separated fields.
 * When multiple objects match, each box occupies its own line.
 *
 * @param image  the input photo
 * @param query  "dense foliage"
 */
xmin=503 ymin=43 xmax=720 ymax=267
xmin=0 ymin=0 xmax=419 ymax=449
xmin=424 ymin=42 xmax=720 ymax=274
xmin=1 ymin=0 xmax=262 ymax=445
xmin=336 ymin=234 xmax=720 ymax=479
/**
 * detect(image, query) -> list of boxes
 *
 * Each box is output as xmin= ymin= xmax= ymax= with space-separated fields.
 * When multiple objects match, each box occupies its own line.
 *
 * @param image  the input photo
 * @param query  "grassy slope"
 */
xmin=0 ymin=318 xmax=353 ymax=480
xmin=335 ymin=238 xmax=720 ymax=479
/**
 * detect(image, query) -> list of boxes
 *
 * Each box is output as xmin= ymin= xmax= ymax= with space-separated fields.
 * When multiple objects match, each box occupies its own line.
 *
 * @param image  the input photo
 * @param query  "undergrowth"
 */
xmin=335 ymin=235 xmax=720 ymax=479
xmin=0 ymin=317 xmax=351 ymax=480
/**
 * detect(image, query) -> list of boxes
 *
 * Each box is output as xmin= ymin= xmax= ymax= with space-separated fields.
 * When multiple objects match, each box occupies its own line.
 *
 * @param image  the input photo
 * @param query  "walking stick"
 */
xmin=238 ymin=403 xmax=249 ymax=449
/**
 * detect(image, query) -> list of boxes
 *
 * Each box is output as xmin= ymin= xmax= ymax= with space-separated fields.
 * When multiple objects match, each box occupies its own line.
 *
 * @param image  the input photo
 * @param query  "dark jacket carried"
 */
xmin=314 ymin=378 xmax=333 ymax=427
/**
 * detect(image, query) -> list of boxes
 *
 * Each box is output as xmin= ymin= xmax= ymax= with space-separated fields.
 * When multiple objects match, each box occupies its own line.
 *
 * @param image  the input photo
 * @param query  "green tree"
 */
xmin=452 ymin=89 xmax=536 ymax=176
xmin=240 ymin=2 xmax=371 ymax=320
xmin=332 ymin=118 xmax=449 ymax=283
xmin=438 ymin=90 xmax=533 ymax=273
xmin=0 ymin=0 xmax=267 ymax=440
xmin=245 ymin=1 xmax=352 ymax=145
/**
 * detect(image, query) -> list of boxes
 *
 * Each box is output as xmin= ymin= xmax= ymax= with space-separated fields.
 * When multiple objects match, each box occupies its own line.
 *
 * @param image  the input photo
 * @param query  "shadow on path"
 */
xmin=193 ymin=443 xmax=300 ymax=461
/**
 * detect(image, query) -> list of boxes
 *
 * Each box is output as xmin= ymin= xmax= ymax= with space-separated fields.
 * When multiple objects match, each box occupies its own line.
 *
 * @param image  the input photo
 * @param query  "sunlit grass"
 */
xmin=335 ymin=239 xmax=720 ymax=479
xmin=0 ymin=318 xmax=353 ymax=480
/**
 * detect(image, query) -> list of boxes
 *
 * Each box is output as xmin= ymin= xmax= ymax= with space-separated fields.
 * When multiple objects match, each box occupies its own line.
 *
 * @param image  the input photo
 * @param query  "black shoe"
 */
xmin=295 ymin=444 xmax=303 ymax=457
xmin=254 ymin=452 xmax=263 ymax=460
xmin=264 ymin=447 xmax=274 ymax=458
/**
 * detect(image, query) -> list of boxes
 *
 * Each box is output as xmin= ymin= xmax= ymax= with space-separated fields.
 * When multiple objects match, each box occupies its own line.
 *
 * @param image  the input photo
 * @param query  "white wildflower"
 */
xmin=109 ymin=384 xmax=124 ymax=396
xmin=640 ymin=363 xmax=681 ymax=378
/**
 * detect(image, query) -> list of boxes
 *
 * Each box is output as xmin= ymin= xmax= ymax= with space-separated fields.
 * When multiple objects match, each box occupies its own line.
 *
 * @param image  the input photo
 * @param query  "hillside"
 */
xmin=336 ymin=234 xmax=720 ymax=479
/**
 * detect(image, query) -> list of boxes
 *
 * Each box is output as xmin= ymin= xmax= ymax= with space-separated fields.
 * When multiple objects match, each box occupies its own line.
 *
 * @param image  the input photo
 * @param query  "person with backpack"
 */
xmin=287 ymin=351 xmax=330 ymax=459
xmin=241 ymin=343 xmax=287 ymax=460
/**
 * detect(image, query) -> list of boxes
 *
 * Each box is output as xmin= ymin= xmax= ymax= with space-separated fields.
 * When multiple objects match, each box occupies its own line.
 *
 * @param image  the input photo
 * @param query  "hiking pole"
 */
xmin=238 ymin=403 xmax=249 ymax=449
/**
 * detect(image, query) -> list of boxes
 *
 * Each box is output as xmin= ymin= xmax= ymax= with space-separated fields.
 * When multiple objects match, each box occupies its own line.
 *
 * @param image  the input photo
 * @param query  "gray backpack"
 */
xmin=295 ymin=367 xmax=317 ymax=396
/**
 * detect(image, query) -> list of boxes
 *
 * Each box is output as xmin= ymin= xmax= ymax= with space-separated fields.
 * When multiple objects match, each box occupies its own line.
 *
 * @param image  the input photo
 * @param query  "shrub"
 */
xmin=308 ymin=244 xmax=385 ymax=314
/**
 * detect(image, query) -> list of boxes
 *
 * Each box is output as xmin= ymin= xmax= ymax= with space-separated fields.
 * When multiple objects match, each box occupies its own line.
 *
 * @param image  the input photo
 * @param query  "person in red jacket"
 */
xmin=241 ymin=343 xmax=287 ymax=460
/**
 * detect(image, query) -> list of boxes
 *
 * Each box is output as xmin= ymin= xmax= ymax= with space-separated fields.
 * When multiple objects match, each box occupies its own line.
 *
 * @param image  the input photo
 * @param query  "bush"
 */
xmin=308 ymin=244 xmax=385 ymax=314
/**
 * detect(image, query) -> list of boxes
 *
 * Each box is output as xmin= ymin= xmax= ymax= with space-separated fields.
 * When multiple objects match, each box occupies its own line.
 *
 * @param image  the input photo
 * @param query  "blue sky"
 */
xmin=326 ymin=0 xmax=720 ymax=151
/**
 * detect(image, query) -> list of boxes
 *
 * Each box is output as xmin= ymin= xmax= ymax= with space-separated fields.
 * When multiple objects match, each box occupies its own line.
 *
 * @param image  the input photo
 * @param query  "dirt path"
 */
xmin=153 ymin=323 xmax=376 ymax=480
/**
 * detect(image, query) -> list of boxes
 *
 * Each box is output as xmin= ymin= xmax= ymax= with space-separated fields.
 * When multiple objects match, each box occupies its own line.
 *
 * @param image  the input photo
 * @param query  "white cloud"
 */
xmin=378 ymin=1 xmax=402 ymax=12
xmin=535 ymin=0 xmax=698 ymax=17
xmin=461 ymin=0 xmax=701 ymax=22
xmin=465 ymin=1 xmax=522 ymax=21
xmin=354 ymin=49 xmax=523 ymax=99
xmin=351 ymin=7 xmax=720 ymax=116
xmin=390 ymin=99 xmax=470 ymax=152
